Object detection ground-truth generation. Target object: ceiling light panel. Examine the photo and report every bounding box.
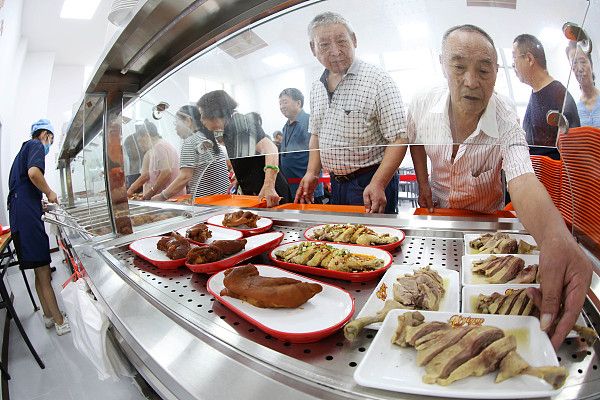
[60,0,102,20]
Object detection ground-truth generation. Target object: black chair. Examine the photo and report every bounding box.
[0,246,45,370]
[0,239,39,312]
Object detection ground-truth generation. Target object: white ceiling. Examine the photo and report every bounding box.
[21,0,114,66]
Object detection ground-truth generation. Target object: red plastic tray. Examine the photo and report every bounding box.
[303,224,405,252]
[207,264,354,343]
[129,236,194,270]
[185,232,284,274]
[175,224,243,245]
[268,241,393,282]
[205,213,273,236]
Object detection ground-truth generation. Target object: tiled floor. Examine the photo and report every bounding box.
[5,251,150,400]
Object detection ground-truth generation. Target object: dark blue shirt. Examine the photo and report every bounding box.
[523,80,580,160]
[280,110,324,198]
[8,140,46,204]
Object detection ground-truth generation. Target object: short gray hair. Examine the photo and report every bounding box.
[307,11,354,41]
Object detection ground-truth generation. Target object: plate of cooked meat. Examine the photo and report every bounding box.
[464,232,538,255]
[185,232,284,274]
[461,285,588,339]
[207,264,354,343]
[354,310,566,399]
[269,241,393,282]
[304,223,405,251]
[206,210,273,236]
[176,222,243,245]
[346,265,459,336]
[129,232,197,269]
[462,254,540,285]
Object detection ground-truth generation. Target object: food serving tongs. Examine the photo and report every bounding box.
[41,215,90,235]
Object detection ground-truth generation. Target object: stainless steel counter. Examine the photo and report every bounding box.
[55,206,600,400]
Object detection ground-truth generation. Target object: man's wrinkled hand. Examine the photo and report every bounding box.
[417,181,434,212]
[259,186,281,208]
[363,182,387,213]
[294,174,318,204]
[527,235,593,350]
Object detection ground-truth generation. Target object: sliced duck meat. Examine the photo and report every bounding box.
[392,266,445,311]
[514,264,539,284]
[415,326,474,366]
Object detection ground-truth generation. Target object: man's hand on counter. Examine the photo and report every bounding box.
[258,186,281,208]
[294,174,318,204]
[417,181,435,213]
[528,235,593,350]
[363,182,386,213]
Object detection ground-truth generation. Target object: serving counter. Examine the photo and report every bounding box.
[52,204,600,400]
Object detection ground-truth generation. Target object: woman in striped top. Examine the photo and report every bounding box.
[152,105,229,201]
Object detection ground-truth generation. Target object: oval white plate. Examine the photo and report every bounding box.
[176,223,243,244]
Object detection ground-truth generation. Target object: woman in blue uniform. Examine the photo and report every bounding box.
[7,119,70,335]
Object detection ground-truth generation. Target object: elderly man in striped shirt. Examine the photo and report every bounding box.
[295,11,409,214]
[409,24,592,350]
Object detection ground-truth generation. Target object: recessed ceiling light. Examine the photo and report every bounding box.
[262,53,294,68]
[60,0,101,20]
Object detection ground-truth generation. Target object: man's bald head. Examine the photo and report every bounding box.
[442,24,497,63]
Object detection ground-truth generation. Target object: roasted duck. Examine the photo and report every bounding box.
[391,311,567,388]
[274,242,385,272]
[219,264,322,308]
[469,232,537,255]
[186,239,247,264]
[310,224,399,246]
[222,210,261,228]
[156,232,191,260]
[471,255,537,284]
[513,264,539,284]
[185,223,212,243]
[344,266,445,340]
[476,288,537,316]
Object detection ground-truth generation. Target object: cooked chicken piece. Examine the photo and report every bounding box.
[391,311,427,347]
[470,232,537,254]
[514,264,539,284]
[471,255,526,284]
[436,336,516,386]
[476,289,537,317]
[219,265,322,308]
[210,239,247,256]
[157,232,191,260]
[416,326,474,366]
[185,223,212,243]
[186,246,223,264]
[275,243,384,272]
[344,299,405,341]
[518,240,538,254]
[496,351,567,389]
[157,235,172,251]
[393,266,445,311]
[222,210,261,228]
[422,326,505,383]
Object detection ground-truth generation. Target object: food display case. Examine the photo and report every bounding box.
[53,0,600,399]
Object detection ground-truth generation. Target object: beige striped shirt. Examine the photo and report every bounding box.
[408,87,534,213]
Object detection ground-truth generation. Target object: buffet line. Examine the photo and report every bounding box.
[53,203,600,400]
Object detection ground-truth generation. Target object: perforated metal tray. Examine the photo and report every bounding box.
[101,219,600,399]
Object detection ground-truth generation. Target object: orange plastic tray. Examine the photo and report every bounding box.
[194,194,267,208]
[167,194,192,202]
[414,207,516,218]
[274,204,366,213]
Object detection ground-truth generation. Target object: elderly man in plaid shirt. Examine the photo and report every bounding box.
[295,11,409,214]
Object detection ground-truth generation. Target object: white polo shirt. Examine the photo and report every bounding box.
[408,86,534,213]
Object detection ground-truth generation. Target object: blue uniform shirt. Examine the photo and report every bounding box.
[280,110,324,198]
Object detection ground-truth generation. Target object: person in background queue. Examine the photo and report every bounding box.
[409,24,592,349]
[512,34,580,159]
[7,119,70,335]
[295,11,408,214]
[197,90,292,207]
[279,88,325,201]
[273,131,283,151]
[127,119,180,200]
[152,105,229,201]
[566,43,600,128]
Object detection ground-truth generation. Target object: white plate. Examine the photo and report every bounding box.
[176,224,243,244]
[206,264,354,342]
[129,236,187,262]
[355,265,459,329]
[464,233,538,255]
[354,310,560,399]
[462,285,583,339]
[461,254,540,285]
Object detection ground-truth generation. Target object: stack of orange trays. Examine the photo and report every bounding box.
[557,127,600,245]
[530,155,563,212]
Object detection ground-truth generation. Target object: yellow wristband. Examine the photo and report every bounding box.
[264,165,280,173]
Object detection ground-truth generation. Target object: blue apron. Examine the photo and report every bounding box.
[7,140,51,266]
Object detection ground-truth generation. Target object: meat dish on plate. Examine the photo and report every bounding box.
[469,233,537,254]
[156,232,191,260]
[219,264,323,308]
[472,255,539,284]
[476,288,536,316]
[222,210,261,228]
[186,239,247,264]
[391,311,566,388]
[274,242,385,272]
[185,223,212,243]
[309,223,399,246]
